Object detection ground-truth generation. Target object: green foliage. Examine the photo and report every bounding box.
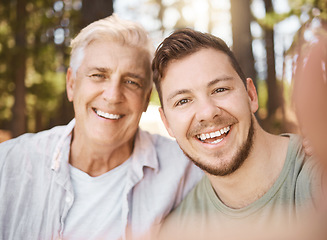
[257,80,268,110]
[288,0,327,19]
[256,11,293,29]
[150,88,161,106]
[0,0,81,132]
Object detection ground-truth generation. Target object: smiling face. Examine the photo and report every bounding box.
[159,48,258,176]
[66,40,152,150]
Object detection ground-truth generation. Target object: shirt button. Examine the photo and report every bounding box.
[65,196,72,203]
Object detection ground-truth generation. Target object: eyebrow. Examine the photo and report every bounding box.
[167,89,192,102]
[87,68,146,81]
[207,77,233,87]
[167,76,234,102]
[88,67,111,73]
[125,72,145,81]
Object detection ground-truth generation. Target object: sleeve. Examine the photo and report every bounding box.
[296,153,325,211]
[172,159,203,210]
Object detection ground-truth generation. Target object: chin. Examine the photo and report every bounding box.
[183,117,255,177]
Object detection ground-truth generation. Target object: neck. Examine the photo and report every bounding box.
[69,130,134,177]
[208,127,289,209]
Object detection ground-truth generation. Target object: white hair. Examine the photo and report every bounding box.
[69,14,154,82]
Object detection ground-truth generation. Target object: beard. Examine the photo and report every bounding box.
[181,116,255,177]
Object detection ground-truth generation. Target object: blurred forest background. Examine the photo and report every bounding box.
[0,0,326,141]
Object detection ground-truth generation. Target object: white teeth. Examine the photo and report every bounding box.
[197,126,231,141]
[95,109,121,120]
[212,138,224,144]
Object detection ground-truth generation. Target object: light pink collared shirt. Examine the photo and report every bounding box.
[0,119,203,240]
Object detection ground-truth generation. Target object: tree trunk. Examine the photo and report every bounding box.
[80,0,113,28]
[263,0,283,118]
[11,0,27,137]
[49,92,74,129]
[230,0,256,84]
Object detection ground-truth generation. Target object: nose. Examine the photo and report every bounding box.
[195,97,222,122]
[102,81,124,104]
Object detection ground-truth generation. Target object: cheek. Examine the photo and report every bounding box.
[75,80,97,98]
[216,96,250,118]
[71,84,84,105]
[130,92,149,113]
[165,110,188,136]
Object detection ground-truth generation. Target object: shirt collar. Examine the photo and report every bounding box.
[51,119,75,172]
[131,129,159,175]
[51,119,159,175]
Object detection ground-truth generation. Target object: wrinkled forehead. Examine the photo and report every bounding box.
[85,40,153,87]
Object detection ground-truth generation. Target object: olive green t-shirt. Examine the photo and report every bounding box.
[159,134,321,239]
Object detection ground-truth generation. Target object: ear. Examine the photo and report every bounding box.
[159,107,175,138]
[246,78,259,113]
[66,67,75,102]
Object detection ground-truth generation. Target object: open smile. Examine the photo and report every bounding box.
[93,108,123,120]
[196,126,231,144]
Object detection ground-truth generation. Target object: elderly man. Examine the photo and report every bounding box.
[0,16,202,240]
[152,29,321,239]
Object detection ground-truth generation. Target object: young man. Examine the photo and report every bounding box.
[152,28,321,239]
[0,16,202,240]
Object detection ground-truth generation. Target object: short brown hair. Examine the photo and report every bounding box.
[152,28,246,106]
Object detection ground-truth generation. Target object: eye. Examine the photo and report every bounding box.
[213,87,227,94]
[89,73,106,81]
[175,98,191,107]
[125,79,142,90]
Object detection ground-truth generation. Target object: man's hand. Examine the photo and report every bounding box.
[302,137,314,157]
